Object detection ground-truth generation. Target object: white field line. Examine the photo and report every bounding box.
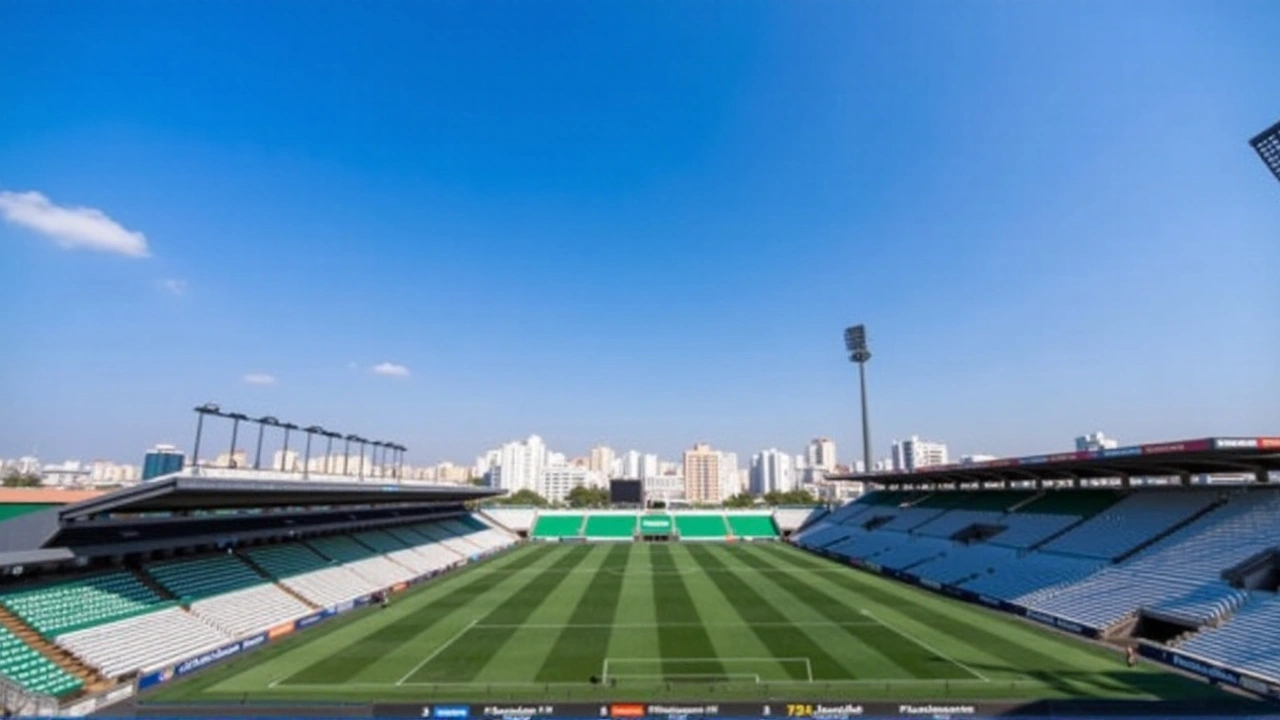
[269,678,1043,690]
[861,610,989,682]
[395,618,479,686]
[475,621,880,629]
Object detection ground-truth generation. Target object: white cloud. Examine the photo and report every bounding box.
[160,278,187,295]
[371,362,410,378]
[242,373,277,385]
[0,190,149,257]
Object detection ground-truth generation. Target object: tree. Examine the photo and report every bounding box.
[724,493,755,509]
[489,489,549,507]
[2,473,42,488]
[762,489,816,506]
[566,485,610,508]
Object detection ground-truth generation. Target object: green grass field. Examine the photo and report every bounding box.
[146,542,1230,705]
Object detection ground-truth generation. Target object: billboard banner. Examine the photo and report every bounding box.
[1023,611,1097,638]
[1214,438,1259,450]
[639,515,673,534]
[1101,446,1143,459]
[1142,439,1211,455]
[1257,437,1280,450]
[1139,645,1280,700]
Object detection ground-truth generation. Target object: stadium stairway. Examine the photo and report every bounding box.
[0,604,107,694]
[128,566,178,603]
[234,551,321,610]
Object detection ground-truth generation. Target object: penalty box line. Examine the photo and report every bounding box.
[603,657,813,683]
[860,610,989,682]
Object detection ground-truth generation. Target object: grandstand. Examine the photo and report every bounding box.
[0,472,515,715]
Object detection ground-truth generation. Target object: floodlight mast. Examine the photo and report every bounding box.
[844,325,873,475]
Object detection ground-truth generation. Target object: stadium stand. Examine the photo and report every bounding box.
[582,514,636,539]
[770,506,826,534]
[147,555,264,601]
[1179,594,1280,682]
[530,514,585,539]
[245,543,378,607]
[1039,490,1222,560]
[726,514,779,539]
[674,514,728,540]
[0,571,164,636]
[0,626,82,696]
[56,607,228,679]
[479,507,536,534]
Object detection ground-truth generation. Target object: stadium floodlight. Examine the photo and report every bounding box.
[1250,119,1280,187]
[279,422,300,472]
[369,441,383,478]
[253,416,279,470]
[356,437,369,479]
[343,433,360,475]
[324,430,342,474]
[844,324,873,474]
[191,402,222,470]
[303,426,325,479]
[225,412,250,469]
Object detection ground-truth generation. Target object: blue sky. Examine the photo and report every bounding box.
[2,0,1278,467]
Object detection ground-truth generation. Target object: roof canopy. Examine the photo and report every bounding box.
[827,437,1280,486]
[57,474,501,521]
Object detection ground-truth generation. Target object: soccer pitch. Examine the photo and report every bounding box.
[147,542,1228,704]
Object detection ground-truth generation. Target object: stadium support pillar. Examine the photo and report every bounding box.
[1258,470,1271,485]
[1121,475,1132,489]
[1179,473,1192,487]
[1071,477,1081,489]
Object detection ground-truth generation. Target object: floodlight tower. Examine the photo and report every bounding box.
[844,324,873,474]
[1249,119,1280,187]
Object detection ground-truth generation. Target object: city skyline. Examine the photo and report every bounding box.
[3,2,1278,464]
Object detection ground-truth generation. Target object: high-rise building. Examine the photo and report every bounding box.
[538,465,599,504]
[620,450,642,479]
[640,453,660,480]
[142,444,185,480]
[589,446,616,476]
[890,436,949,472]
[491,435,548,493]
[806,438,838,470]
[1250,119,1280,186]
[750,449,795,495]
[717,452,739,501]
[1075,432,1119,452]
[682,443,721,504]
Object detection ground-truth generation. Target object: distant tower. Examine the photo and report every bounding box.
[142,444,185,480]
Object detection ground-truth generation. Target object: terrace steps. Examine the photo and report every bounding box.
[128,565,178,603]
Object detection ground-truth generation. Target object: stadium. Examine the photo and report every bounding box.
[0,436,1275,719]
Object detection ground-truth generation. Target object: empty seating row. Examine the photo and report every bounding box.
[190,584,313,637]
[480,507,537,533]
[56,607,229,679]
[583,515,636,539]
[959,553,1104,605]
[1041,490,1220,560]
[149,555,264,600]
[674,515,728,539]
[1180,595,1280,683]
[0,571,161,635]
[531,514,584,538]
[0,626,82,696]
[727,515,779,538]
[986,512,1079,549]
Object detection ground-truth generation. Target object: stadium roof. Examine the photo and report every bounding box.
[56,473,501,521]
[827,436,1280,486]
